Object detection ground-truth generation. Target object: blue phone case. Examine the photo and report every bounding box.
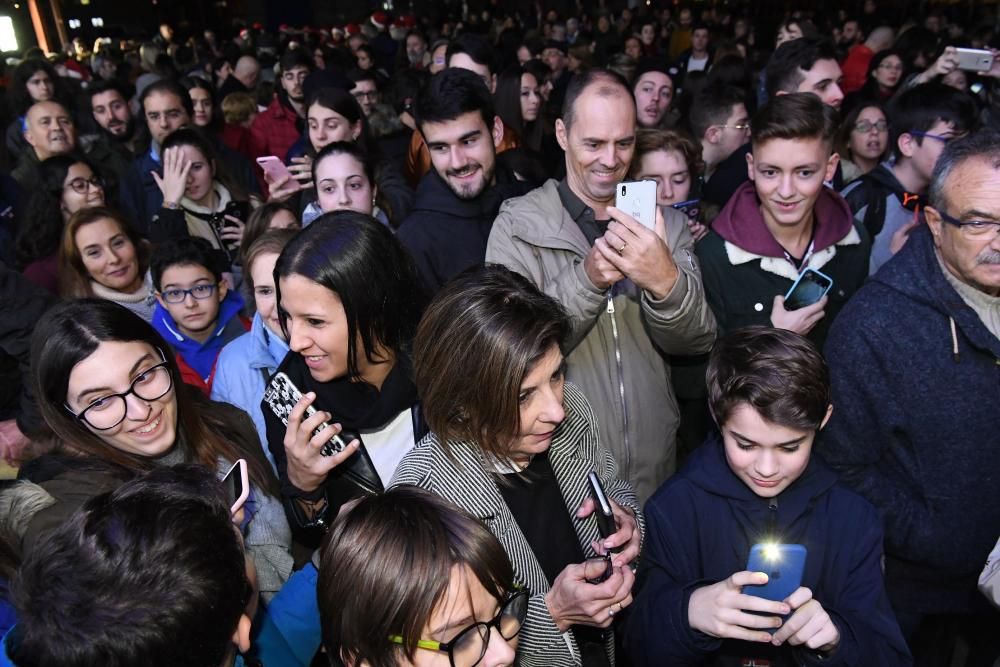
[783,268,833,311]
[743,543,807,602]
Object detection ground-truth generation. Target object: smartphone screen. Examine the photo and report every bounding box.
[222,459,248,515]
[784,269,833,310]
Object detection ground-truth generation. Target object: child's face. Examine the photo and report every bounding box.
[721,403,830,498]
[748,136,838,232]
[156,263,226,341]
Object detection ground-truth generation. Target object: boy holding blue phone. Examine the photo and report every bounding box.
[625,327,910,666]
[695,93,870,348]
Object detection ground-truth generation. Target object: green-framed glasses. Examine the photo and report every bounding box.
[389,589,529,667]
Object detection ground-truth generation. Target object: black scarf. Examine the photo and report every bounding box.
[277,350,418,433]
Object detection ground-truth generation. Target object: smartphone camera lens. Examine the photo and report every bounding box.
[621,185,627,196]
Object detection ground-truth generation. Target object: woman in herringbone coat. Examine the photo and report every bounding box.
[391,265,645,667]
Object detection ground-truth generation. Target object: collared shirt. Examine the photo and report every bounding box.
[557,179,609,246]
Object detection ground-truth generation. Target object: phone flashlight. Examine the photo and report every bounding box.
[761,542,782,562]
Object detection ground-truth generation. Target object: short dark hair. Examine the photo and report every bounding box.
[886,82,978,160]
[561,68,632,131]
[319,486,514,667]
[751,92,837,150]
[415,68,495,134]
[765,37,839,97]
[446,33,495,75]
[414,264,569,460]
[346,67,378,89]
[151,236,222,291]
[279,47,313,74]
[707,326,831,431]
[274,211,426,381]
[689,83,746,140]
[86,78,131,110]
[10,465,251,667]
[927,128,1000,212]
[139,77,194,118]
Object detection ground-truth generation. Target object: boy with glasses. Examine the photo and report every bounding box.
[151,238,248,394]
[841,82,978,274]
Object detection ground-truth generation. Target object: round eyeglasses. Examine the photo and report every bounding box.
[65,361,173,431]
[64,175,104,195]
[389,589,529,667]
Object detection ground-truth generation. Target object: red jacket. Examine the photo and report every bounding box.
[175,315,251,395]
[841,44,875,94]
[249,96,302,165]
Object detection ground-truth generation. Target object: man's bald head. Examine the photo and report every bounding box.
[561,68,635,132]
[24,100,76,160]
[234,55,260,89]
[865,26,895,52]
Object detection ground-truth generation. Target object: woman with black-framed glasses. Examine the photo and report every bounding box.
[318,486,523,667]
[4,298,294,602]
[15,154,111,295]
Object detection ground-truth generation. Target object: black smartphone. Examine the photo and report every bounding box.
[671,198,702,221]
[226,200,250,223]
[783,268,833,311]
[588,472,618,549]
[221,459,249,516]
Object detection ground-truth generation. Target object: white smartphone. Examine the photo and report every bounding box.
[256,155,293,183]
[221,459,250,516]
[615,180,657,230]
[955,47,994,72]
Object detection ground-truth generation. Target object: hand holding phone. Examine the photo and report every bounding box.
[742,543,807,635]
[588,472,619,551]
[256,156,293,183]
[221,458,249,517]
[264,372,360,493]
[687,570,789,642]
[955,47,995,72]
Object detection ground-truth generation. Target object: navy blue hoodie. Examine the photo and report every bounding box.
[819,225,1000,616]
[625,435,910,666]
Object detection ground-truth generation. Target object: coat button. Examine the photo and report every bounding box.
[754,302,764,312]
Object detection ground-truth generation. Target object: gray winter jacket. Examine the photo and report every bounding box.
[486,179,716,502]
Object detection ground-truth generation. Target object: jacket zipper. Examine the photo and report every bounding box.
[607,295,630,475]
[768,498,778,537]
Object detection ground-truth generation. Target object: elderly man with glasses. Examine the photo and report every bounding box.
[819,129,1000,666]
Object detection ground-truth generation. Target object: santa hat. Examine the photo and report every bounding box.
[370,11,388,30]
[345,23,362,36]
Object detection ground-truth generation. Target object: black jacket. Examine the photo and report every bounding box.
[396,163,533,293]
[0,265,56,434]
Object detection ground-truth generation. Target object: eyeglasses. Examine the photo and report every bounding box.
[352,90,378,100]
[877,62,904,71]
[854,119,888,133]
[65,175,104,194]
[389,590,528,667]
[932,208,1000,239]
[65,360,173,431]
[159,283,217,304]
[717,122,750,131]
[909,130,967,144]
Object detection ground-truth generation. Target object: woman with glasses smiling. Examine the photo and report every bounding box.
[15,155,108,294]
[319,486,525,667]
[14,298,294,601]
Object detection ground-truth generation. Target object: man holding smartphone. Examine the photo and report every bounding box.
[487,69,716,503]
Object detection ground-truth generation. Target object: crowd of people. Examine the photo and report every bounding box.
[0,2,998,666]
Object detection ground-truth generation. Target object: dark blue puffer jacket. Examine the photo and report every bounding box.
[625,435,911,666]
